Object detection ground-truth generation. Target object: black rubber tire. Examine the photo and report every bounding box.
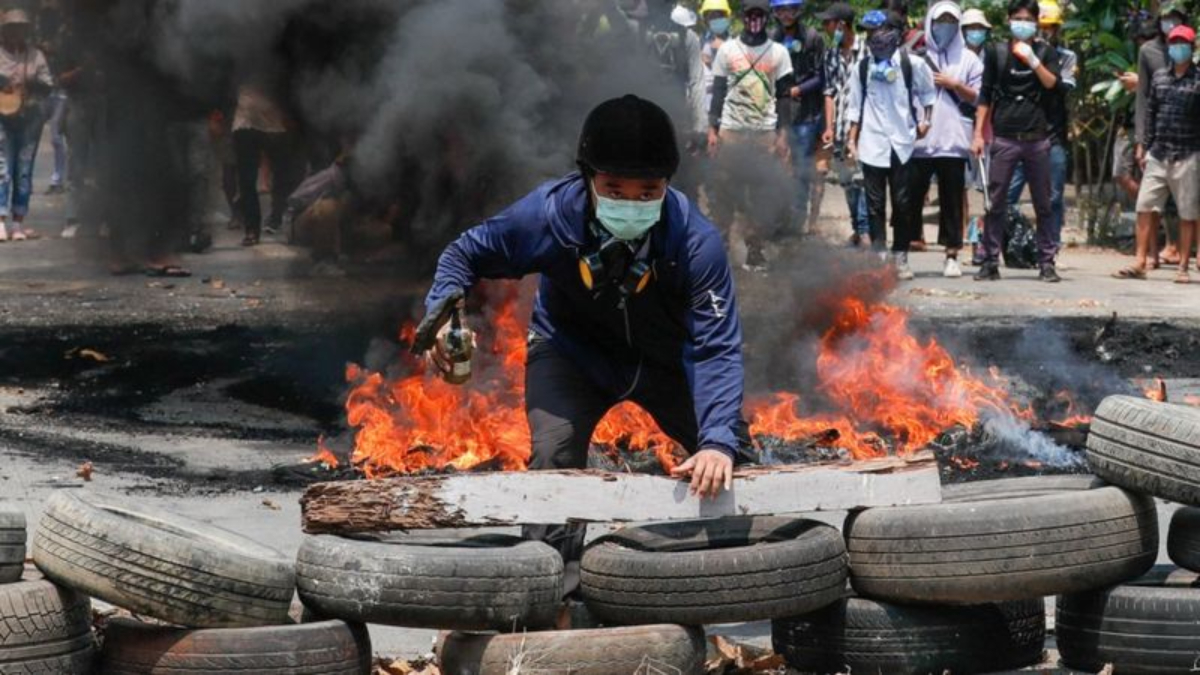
[1169,507,1200,572]
[32,491,294,628]
[0,572,95,674]
[0,508,24,584]
[580,516,848,626]
[941,474,1104,503]
[847,482,1157,604]
[439,624,706,675]
[1088,395,1200,505]
[772,596,1046,674]
[96,618,371,675]
[1058,565,1200,674]
[296,532,563,631]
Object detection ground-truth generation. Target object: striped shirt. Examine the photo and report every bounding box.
[1146,64,1200,162]
[823,35,865,149]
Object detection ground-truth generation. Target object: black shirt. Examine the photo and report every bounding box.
[1146,64,1200,161]
[770,24,826,124]
[978,41,1062,139]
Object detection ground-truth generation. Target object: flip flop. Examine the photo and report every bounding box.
[1112,267,1147,280]
[1176,271,1191,285]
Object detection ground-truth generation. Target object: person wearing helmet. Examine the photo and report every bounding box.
[1004,0,1076,252]
[769,0,827,234]
[846,8,936,275]
[700,0,733,115]
[707,0,796,269]
[416,96,746,517]
[971,0,1065,282]
[618,0,708,139]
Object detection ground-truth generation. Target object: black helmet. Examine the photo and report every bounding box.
[576,95,680,179]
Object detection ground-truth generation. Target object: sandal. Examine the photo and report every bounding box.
[1112,266,1147,280]
[144,265,192,278]
[1176,271,1192,285]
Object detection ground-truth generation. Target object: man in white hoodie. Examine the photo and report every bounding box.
[905,0,982,278]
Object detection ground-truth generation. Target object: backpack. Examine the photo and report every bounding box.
[642,13,689,81]
[1002,207,1038,269]
[989,41,1054,104]
[859,48,917,126]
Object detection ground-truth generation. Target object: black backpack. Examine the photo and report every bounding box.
[641,13,689,81]
[859,49,917,126]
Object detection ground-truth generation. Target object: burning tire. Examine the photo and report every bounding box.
[1057,565,1200,674]
[771,596,1046,674]
[438,624,706,675]
[1167,507,1200,572]
[846,479,1157,604]
[579,516,847,626]
[32,491,295,628]
[96,618,371,675]
[1088,395,1200,505]
[0,508,24,584]
[0,571,95,673]
[295,532,562,631]
[941,474,1103,502]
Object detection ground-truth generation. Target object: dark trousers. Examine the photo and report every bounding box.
[862,151,914,252]
[521,339,700,567]
[983,136,1056,265]
[908,156,966,252]
[233,128,304,237]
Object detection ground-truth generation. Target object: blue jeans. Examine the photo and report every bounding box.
[1008,142,1067,245]
[831,151,869,236]
[44,91,67,186]
[789,119,822,230]
[0,112,45,219]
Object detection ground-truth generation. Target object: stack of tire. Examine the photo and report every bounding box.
[28,491,372,674]
[293,517,850,675]
[1,505,97,673]
[1054,394,1200,673]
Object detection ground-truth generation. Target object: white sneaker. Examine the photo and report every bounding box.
[10,229,25,241]
[894,252,915,280]
[0,222,7,242]
[943,257,963,278]
[60,223,79,239]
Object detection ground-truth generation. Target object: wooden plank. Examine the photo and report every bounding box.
[300,451,942,533]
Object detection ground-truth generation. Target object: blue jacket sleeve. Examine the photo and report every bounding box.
[682,220,745,461]
[424,189,556,315]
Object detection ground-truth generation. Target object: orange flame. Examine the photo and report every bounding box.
[321,280,1082,475]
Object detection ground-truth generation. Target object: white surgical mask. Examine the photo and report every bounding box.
[593,187,664,241]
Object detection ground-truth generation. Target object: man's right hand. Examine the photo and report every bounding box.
[821,127,834,147]
[411,289,465,355]
[1136,144,1147,171]
[1117,71,1138,93]
[971,136,986,158]
[707,128,721,157]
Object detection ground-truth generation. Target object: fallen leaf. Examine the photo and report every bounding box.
[211,279,225,290]
[76,462,94,482]
[373,658,440,675]
[261,498,281,511]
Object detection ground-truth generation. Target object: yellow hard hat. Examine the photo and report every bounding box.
[1038,1,1064,25]
[700,0,732,16]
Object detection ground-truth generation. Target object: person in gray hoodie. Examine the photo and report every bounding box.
[905,0,982,278]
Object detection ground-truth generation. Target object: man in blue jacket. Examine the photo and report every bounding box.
[414,95,746,504]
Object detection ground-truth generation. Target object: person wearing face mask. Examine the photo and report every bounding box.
[971,0,1064,282]
[905,1,982,279]
[1118,25,1200,284]
[846,10,936,276]
[417,97,747,532]
[708,0,795,269]
[959,8,991,265]
[1127,3,1189,272]
[700,0,733,116]
[1004,0,1075,251]
[820,2,870,246]
[769,0,826,234]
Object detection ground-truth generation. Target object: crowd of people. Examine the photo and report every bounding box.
[0,0,1195,286]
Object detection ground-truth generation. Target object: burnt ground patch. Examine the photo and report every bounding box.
[1,314,1198,493]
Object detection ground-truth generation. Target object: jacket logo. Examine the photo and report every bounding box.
[708,290,727,319]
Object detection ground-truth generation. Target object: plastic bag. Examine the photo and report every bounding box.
[1002,208,1038,269]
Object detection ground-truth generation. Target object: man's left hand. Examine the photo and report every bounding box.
[670,449,733,499]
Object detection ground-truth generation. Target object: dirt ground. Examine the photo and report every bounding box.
[3,137,1200,665]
